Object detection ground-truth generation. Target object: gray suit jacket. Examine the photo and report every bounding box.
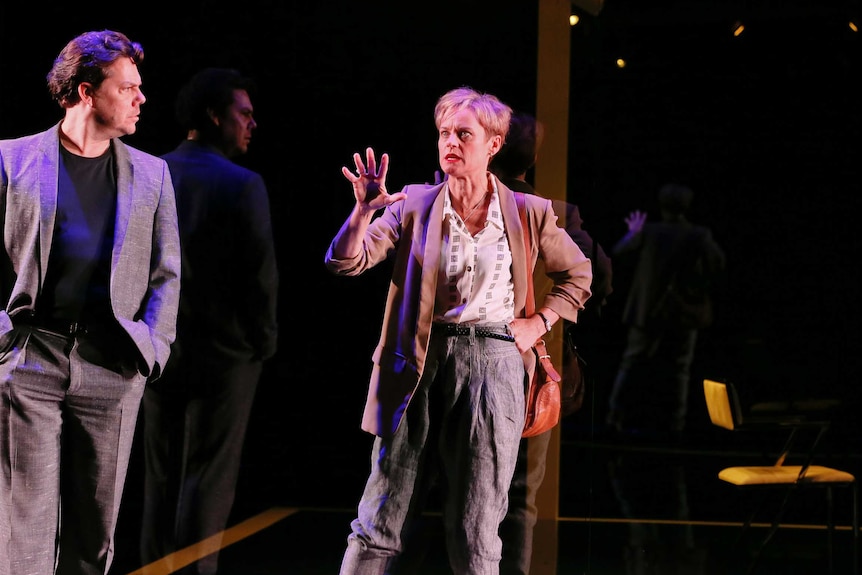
[0,123,181,378]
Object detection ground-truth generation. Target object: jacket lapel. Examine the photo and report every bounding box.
[112,140,132,273]
[497,181,528,317]
[37,128,60,287]
[414,185,446,372]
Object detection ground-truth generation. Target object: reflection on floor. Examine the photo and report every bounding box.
[110,418,860,575]
[108,322,861,574]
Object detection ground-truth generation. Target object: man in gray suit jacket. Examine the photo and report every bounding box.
[0,30,180,575]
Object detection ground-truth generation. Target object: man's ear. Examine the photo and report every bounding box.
[78,83,94,106]
[207,108,220,127]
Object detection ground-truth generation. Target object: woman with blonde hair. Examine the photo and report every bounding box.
[326,86,591,574]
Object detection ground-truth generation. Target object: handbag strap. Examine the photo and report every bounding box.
[515,192,535,317]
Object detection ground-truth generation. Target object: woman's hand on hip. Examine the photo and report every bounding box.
[508,316,548,354]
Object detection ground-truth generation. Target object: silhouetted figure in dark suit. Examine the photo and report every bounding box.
[139,68,279,575]
[491,112,612,575]
[606,183,724,436]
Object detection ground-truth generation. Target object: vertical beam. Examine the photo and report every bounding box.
[536,0,572,207]
[530,0,570,573]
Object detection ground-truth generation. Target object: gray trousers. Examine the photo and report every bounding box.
[340,325,526,575]
[0,326,145,575]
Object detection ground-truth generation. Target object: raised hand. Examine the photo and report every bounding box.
[624,210,647,234]
[341,147,406,214]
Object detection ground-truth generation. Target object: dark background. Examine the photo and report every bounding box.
[1,0,860,513]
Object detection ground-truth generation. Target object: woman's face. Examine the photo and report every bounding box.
[437,108,501,178]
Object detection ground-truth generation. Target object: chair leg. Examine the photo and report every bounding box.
[827,485,834,575]
[747,485,796,575]
[735,493,765,547]
[853,481,858,575]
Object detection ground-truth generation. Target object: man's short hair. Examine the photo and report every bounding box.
[658,183,694,215]
[490,111,540,180]
[174,67,256,132]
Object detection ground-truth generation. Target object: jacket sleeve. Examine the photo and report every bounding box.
[324,187,410,276]
[140,160,181,380]
[530,195,593,323]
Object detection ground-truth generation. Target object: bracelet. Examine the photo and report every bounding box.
[537,311,552,333]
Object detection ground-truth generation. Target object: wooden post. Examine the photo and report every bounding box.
[530,0,571,573]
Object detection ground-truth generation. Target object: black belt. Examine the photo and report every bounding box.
[438,323,515,342]
[13,312,90,336]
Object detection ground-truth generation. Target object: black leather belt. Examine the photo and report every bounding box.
[13,312,90,336]
[438,323,515,342]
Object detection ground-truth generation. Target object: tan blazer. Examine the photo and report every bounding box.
[325,177,592,437]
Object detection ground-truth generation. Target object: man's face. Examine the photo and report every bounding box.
[89,57,146,137]
[217,89,256,158]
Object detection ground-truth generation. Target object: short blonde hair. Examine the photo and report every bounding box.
[434,87,512,141]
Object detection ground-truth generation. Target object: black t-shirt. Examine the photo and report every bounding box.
[39,146,117,324]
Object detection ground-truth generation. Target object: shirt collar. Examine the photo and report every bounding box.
[441,174,504,230]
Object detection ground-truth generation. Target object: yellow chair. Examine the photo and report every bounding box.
[703,378,858,574]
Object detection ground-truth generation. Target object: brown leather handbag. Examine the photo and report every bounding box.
[522,339,563,438]
[517,193,562,438]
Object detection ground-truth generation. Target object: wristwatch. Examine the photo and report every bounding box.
[537,311,552,333]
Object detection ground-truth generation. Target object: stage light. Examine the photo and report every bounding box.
[570,14,580,26]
